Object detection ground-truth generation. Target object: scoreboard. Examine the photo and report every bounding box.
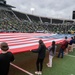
[72,11,75,19]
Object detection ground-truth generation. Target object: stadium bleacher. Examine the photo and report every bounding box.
[0,0,74,34]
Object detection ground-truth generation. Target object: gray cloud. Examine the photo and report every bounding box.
[6,0,75,19]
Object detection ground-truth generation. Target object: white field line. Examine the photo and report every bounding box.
[66,54,75,58]
[10,63,34,75]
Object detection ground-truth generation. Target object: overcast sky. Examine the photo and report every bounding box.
[6,0,75,20]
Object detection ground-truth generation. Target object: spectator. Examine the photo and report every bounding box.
[47,41,57,67]
[57,36,68,58]
[30,40,47,75]
[68,37,74,52]
[0,42,14,75]
[71,36,75,51]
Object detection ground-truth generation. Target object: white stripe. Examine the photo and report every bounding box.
[67,55,75,57]
[0,33,53,35]
[0,39,48,45]
[11,63,34,75]
[7,38,63,49]
[0,37,38,41]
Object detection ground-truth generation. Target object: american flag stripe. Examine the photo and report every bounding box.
[0,33,67,54]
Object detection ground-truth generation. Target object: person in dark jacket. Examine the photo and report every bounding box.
[30,40,47,75]
[68,37,74,52]
[69,37,74,45]
[0,42,14,75]
[71,36,75,51]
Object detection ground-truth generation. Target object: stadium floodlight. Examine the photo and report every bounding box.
[30,8,35,14]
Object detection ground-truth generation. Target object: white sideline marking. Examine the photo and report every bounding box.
[71,74,74,75]
[10,63,34,75]
[67,54,75,58]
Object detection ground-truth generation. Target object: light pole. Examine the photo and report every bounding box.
[30,8,35,15]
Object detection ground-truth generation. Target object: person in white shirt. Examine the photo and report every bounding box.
[47,41,57,67]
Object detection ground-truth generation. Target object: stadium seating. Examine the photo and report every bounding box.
[0,7,74,33]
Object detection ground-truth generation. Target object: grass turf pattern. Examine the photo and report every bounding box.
[9,49,75,75]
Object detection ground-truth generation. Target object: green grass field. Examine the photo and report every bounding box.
[9,49,75,75]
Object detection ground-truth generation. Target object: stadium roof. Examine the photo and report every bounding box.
[0,3,15,8]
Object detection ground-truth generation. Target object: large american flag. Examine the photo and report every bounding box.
[0,33,70,54]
